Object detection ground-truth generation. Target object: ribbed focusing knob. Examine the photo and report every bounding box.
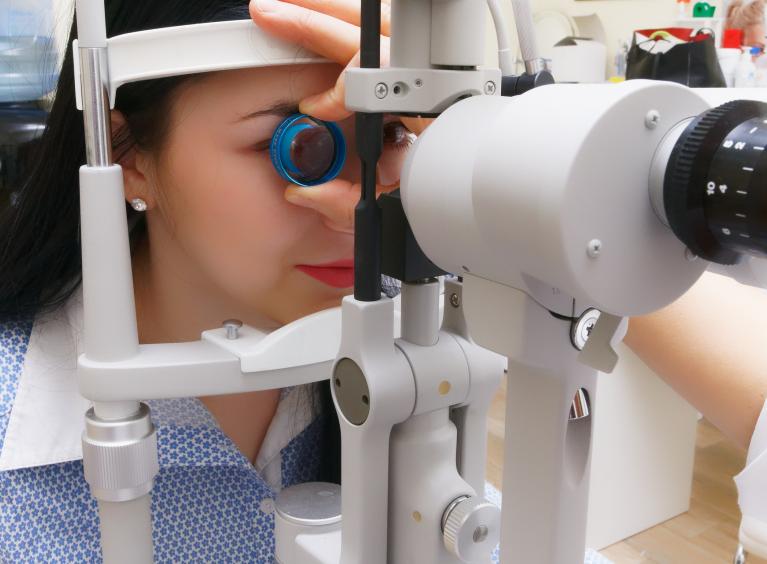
[664,100,767,264]
[442,495,501,563]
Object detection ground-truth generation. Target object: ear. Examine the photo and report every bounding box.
[111,110,157,210]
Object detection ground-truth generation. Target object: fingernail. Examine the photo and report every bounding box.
[298,98,318,117]
[285,188,314,207]
[252,0,280,13]
[377,163,398,188]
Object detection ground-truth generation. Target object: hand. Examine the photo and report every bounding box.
[250,0,431,233]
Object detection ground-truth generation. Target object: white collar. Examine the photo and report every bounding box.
[0,290,91,471]
[735,398,767,523]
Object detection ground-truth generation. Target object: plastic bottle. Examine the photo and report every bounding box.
[0,0,59,102]
[614,40,628,78]
[734,47,758,87]
[754,48,767,87]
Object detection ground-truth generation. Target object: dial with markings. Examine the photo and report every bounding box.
[705,117,767,255]
[664,101,767,264]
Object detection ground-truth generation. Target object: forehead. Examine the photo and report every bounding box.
[172,63,342,118]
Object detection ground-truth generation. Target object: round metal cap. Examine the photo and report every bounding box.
[84,403,153,443]
[571,308,601,351]
[275,482,341,527]
[442,496,501,563]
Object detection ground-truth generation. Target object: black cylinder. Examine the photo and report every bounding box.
[664,100,767,264]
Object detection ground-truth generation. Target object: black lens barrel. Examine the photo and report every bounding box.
[664,100,767,264]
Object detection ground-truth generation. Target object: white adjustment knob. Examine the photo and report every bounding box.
[442,495,501,563]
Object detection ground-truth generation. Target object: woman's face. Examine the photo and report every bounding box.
[140,63,410,325]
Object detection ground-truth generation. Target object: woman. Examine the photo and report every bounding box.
[0,0,415,560]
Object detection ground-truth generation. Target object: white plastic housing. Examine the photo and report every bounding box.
[79,165,139,362]
[73,20,328,110]
[430,0,486,68]
[388,411,477,564]
[75,0,107,48]
[401,80,711,317]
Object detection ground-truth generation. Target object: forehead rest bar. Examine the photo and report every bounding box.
[73,19,330,110]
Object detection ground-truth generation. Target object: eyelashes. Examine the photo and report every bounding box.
[382,121,416,153]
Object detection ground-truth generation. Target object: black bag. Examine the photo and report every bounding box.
[626,28,727,87]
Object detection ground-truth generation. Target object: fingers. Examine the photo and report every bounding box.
[299,56,356,121]
[401,116,434,136]
[274,0,392,36]
[251,0,393,121]
[285,179,398,233]
[299,40,391,121]
[251,0,361,64]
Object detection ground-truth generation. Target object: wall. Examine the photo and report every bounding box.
[485,0,687,75]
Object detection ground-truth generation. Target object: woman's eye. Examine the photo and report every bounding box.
[253,139,271,152]
[383,121,416,151]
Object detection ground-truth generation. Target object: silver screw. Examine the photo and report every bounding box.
[375,82,388,99]
[645,110,661,130]
[571,308,601,351]
[415,78,423,87]
[223,319,243,340]
[685,248,698,262]
[484,81,497,95]
[473,525,489,543]
[587,239,602,258]
[450,293,461,308]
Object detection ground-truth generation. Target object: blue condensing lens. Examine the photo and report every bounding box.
[270,114,346,187]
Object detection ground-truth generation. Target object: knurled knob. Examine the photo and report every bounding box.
[442,495,501,563]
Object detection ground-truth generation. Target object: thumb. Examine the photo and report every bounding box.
[285,180,358,233]
[299,57,355,122]
[284,178,398,233]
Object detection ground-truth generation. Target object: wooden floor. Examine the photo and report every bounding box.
[485,379,766,564]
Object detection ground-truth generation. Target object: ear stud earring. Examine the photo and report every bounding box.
[130,198,147,212]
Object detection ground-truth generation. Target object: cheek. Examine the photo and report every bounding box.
[159,140,309,292]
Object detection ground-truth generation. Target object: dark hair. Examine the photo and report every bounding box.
[0,0,340,483]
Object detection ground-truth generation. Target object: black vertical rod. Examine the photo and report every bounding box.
[354,0,384,301]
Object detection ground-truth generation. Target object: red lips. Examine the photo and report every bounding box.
[296,259,355,289]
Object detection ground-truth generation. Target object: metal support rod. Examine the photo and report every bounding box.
[76,7,154,563]
[400,280,440,346]
[75,0,108,48]
[354,0,384,301]
[79,47,112,167]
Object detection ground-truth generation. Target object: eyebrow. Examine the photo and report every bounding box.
[235,101,300,122]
